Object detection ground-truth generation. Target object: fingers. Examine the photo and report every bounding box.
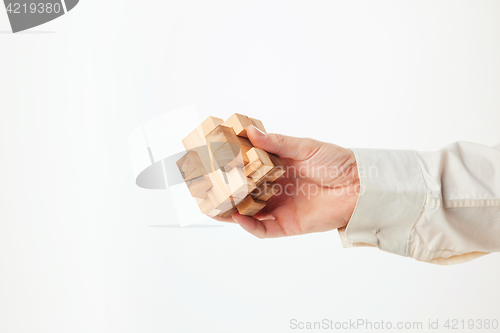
[231,212,286,238]
[246,125,321,161]
[210,215,237,223]
[232,212,267,238]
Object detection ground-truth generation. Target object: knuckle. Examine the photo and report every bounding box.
[304,138,318,150]
[273,133,287,147]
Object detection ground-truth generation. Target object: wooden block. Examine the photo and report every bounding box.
[244,161,260,177]
[206,209,222,217]
[268,152,284,168]
[199,126,234,211]
[247,147,272,166]
[204,147,233,201]
[197,197,211,214]
[182,130,216,187]
[249,117,266,133]
[217,206,237,218]
[265,168,285,182]
[182,128,205,151]
[244,147,274,183]
[200,116,224,137]
[186,175,212,199]
[244,147,273,177]
[196,116,224,145]
[239,146,251,165]
[185,146,213,174]
[196,197,221,217]
[207,179,234,211]
[251,181,279,201]
[236,196,266,216]
[212,142,250,172]
[181,114,279,218]
[206,204,222,217]
[176,150,206,181]
[226,167,256,200]
[222,113,253,137]
[183,118,224,176]
[196,197,221,216]
[251,166,274,186]
[265,153,286,182]
[206,125,253,151]
[182,125,216,174]
[245,147,260,163]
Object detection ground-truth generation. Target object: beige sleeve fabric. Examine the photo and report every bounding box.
[337,142,500,265]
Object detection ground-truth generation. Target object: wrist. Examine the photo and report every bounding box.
[338,149,360,229]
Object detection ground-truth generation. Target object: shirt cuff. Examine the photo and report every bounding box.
[339,149,427,256]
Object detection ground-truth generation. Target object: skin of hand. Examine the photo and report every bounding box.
[213,125,360,239]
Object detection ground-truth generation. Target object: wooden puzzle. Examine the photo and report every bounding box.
[176,114,286,218]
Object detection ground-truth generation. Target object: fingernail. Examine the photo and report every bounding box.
[251,125,266,137]
[231,213,238,223]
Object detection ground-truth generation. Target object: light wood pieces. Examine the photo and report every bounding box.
[263,153,286,183]
[226,166,256,202]
[221,113,267,138]
[245,147,274,180]
[218,206,237,218]
[196,197,221,217]
[212,142,249,172]
[251,181,279,201]
[222,113,252,137]
[206,125,252,150]
[199,116,224,138]
[176,114,286,217]
[185,175,212,199]
[175,150,206,181]
[236,196,266,216]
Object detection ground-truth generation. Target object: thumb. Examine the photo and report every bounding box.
[246,125,321,161]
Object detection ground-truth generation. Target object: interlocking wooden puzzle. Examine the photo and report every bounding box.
[176,114,286,218]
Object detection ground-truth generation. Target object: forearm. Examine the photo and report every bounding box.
[339,142,500,265]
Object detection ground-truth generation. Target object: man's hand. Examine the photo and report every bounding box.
[215,125,360,238]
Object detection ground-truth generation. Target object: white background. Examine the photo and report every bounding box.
[1,1,500,332]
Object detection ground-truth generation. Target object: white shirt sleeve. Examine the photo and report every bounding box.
[337,141,500,265]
